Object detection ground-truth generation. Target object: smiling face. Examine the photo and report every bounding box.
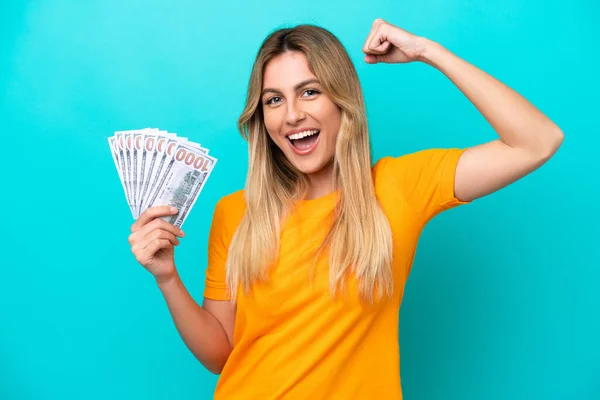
[261,51,342,176]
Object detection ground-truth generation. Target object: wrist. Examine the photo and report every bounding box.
[416,37,445,65]
[156,270,181,291]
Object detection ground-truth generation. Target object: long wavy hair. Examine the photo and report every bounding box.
[227,24,393,304]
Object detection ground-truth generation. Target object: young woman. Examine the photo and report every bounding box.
[128,19,563,399]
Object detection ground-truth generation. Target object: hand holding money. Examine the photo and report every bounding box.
[108,128,217,227]
[129,206,185,284]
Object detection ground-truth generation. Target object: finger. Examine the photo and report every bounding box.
[364,54,379,64]
[129,218,183,247]
[362,18,386,54]
[144,239,173,257]
[362,19,381,53]
[132,230,179,255]
[367,22,391,54]
[142,229,180,249]
[132,205,178,233]
[137,239,173,264]
[136,218,185,241]
[364,53,395,64]
[132,206,178,232]
[368,40,391,55]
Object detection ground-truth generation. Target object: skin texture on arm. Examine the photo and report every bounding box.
[156,274,235,374]
[362,19,564,202]
[202,298,236,348]
[129,206,235,374]
[419,39,564,202]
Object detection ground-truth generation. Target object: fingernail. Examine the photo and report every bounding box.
[180,230,185,236]
[171,207,177,213]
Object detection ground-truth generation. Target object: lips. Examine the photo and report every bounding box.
[287,129,320,140]
[286,130,321,155]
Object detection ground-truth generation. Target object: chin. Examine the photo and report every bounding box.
[289,156,331,176]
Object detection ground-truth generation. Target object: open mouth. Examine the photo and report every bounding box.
[287,129,320,150]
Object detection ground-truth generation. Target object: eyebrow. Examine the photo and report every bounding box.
[261,78,320,97]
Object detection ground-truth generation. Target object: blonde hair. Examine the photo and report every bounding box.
[227,24,393,304]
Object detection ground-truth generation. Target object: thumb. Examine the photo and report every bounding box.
[367,39,391,54]
[364,54,389,64]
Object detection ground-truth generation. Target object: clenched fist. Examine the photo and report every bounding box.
[362,18,427,64]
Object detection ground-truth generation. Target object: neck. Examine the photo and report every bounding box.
[305,162,335,200]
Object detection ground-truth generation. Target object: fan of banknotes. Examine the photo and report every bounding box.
[108,128,217,228]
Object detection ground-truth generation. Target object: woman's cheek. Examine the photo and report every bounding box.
[264,113,281,139]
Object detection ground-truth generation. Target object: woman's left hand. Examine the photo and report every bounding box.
[362,18,427,64]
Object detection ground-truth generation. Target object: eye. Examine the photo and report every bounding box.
[303,89,321,97]
[265,96,282,105]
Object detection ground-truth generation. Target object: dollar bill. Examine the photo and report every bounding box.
[138,133,158,216]
[109,129,217,224]
[131,131,143,217]
[114,131,133,213]
[145,142,217,228]
[142,136,179,213]
[108,137,130,206]
[132,128,159,217]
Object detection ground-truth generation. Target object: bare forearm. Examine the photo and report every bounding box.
[418,38,563,155]
[157,273,232,374]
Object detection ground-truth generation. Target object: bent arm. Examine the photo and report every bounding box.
[419,38,564,202]
[158,272,234,374]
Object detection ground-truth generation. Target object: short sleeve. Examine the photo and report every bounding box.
[204,200,231,301]
[377,148,471,223]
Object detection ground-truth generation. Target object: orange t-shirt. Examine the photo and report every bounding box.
[204,148,469,399]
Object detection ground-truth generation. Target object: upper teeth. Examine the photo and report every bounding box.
[288,129,319,140]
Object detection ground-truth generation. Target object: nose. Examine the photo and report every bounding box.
[285,98,306,125]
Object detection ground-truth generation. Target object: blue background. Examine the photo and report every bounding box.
[1,0,598,399]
